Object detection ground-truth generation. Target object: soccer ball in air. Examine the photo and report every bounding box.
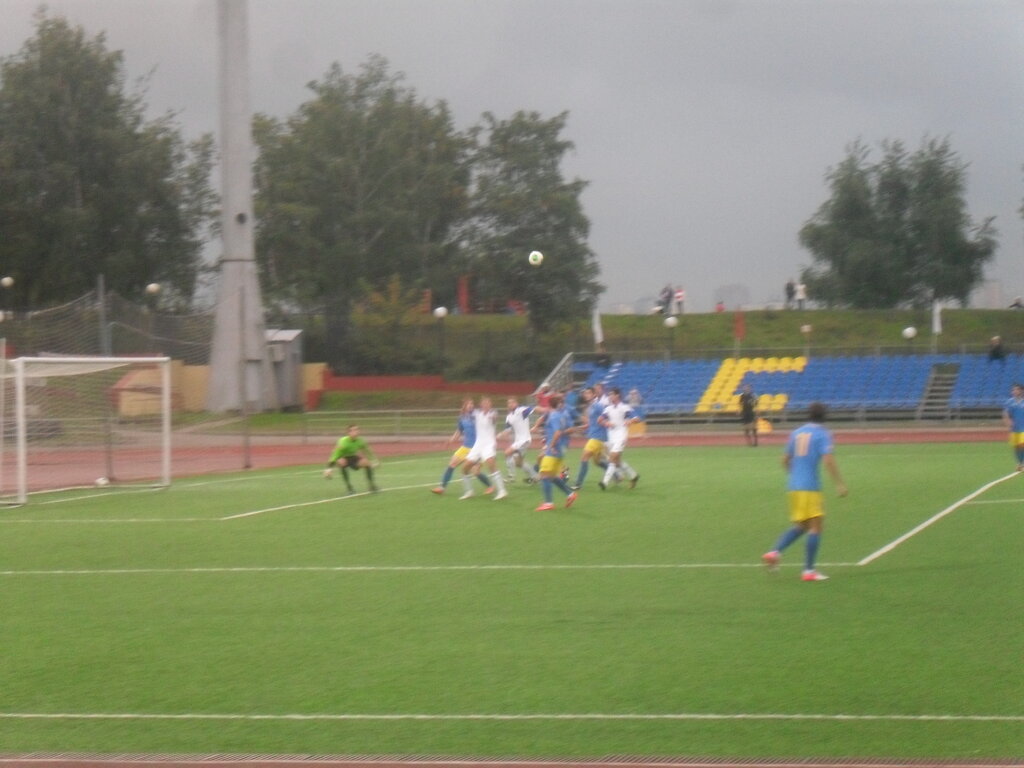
[902,326,917,340]
[528,250,544,266]
[95,477,110,487]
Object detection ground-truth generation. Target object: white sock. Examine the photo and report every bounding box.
[461,474,473,493]
[491,471,506,493]
[619,460,637,480]
[602,463,618,484]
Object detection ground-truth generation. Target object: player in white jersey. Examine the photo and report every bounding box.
[460,396,508,500]
[597,387,641,490]
[501,397,539,483]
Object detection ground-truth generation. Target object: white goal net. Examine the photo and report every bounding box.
[0,355,171,504]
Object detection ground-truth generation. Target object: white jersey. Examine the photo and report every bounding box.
[505,405,535,449]
[600,401,636,451]
[466,408,498,461]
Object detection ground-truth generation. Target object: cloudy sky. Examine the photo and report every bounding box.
[3,0,1023,312]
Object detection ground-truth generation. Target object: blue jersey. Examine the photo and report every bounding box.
[543,407,574,457]
[585,400,609,441]
[785,422,834,492]
[1004,397,1024,432]
[458,414,476,448]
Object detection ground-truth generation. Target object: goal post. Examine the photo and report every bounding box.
[0,356,172,505]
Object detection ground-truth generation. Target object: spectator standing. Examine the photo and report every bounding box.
[785,279,796,309]
[535,382,553,408]
[795,282,808,310]
[988,336,1007,367]
[738,383,759,447]
[658,284,673,314]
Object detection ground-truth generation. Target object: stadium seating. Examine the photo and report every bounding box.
[570,353,1021,418]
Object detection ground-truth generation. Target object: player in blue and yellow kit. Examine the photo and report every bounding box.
[571,387,610,490]
[762,402,847,581]
[430,399,493,495]
[536,393,578,511]
[1002,383,1024,471]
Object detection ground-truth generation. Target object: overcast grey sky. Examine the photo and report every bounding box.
[3,0,1023,312]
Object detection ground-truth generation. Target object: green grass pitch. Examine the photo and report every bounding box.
[0,441,1021,757]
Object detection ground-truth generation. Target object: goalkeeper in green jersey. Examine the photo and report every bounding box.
[324,424,380,493]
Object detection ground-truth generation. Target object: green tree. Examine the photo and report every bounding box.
[253,56,472,371]
[799,138,996,308]
[463,110,602,331]
[0,12,215,308]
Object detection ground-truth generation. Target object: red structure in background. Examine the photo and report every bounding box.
[457,275,471,315]
[306,371,535,410]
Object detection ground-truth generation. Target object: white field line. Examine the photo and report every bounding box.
[221,482,434,519]
[26,457,439,505]
[0,518,212,524]
[965,497,1024,505]
[858,472,1020,566]
[0,711,1018,723]
[0,562,858,576]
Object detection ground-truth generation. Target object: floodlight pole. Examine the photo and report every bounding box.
[207,0,278,413]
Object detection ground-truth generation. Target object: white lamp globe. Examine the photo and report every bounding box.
[433,306,449,319]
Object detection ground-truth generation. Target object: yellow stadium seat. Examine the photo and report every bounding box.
[748,357,765,373]
[757,394,773,409]
[791,356,807,372]
[778,356,794,372]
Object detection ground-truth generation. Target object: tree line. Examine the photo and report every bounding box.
[0,12,1006,369]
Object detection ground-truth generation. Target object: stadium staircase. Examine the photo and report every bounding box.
[916,363,960,420]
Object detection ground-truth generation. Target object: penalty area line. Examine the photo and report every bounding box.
[0,711,1019,723]
[858,472,1020,566]
[221,483,435,519]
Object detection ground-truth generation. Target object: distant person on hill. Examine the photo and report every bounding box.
[674,286,686,314]
[795,281,808,310]
[785,279,796,309]
[762,402,847,582]
[715,300,725,313]
[658,284,673,314]
[324,424,380,494]
[1010,297,1024,310]
[988,336,1006,366]
[1003,383,1024,472]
